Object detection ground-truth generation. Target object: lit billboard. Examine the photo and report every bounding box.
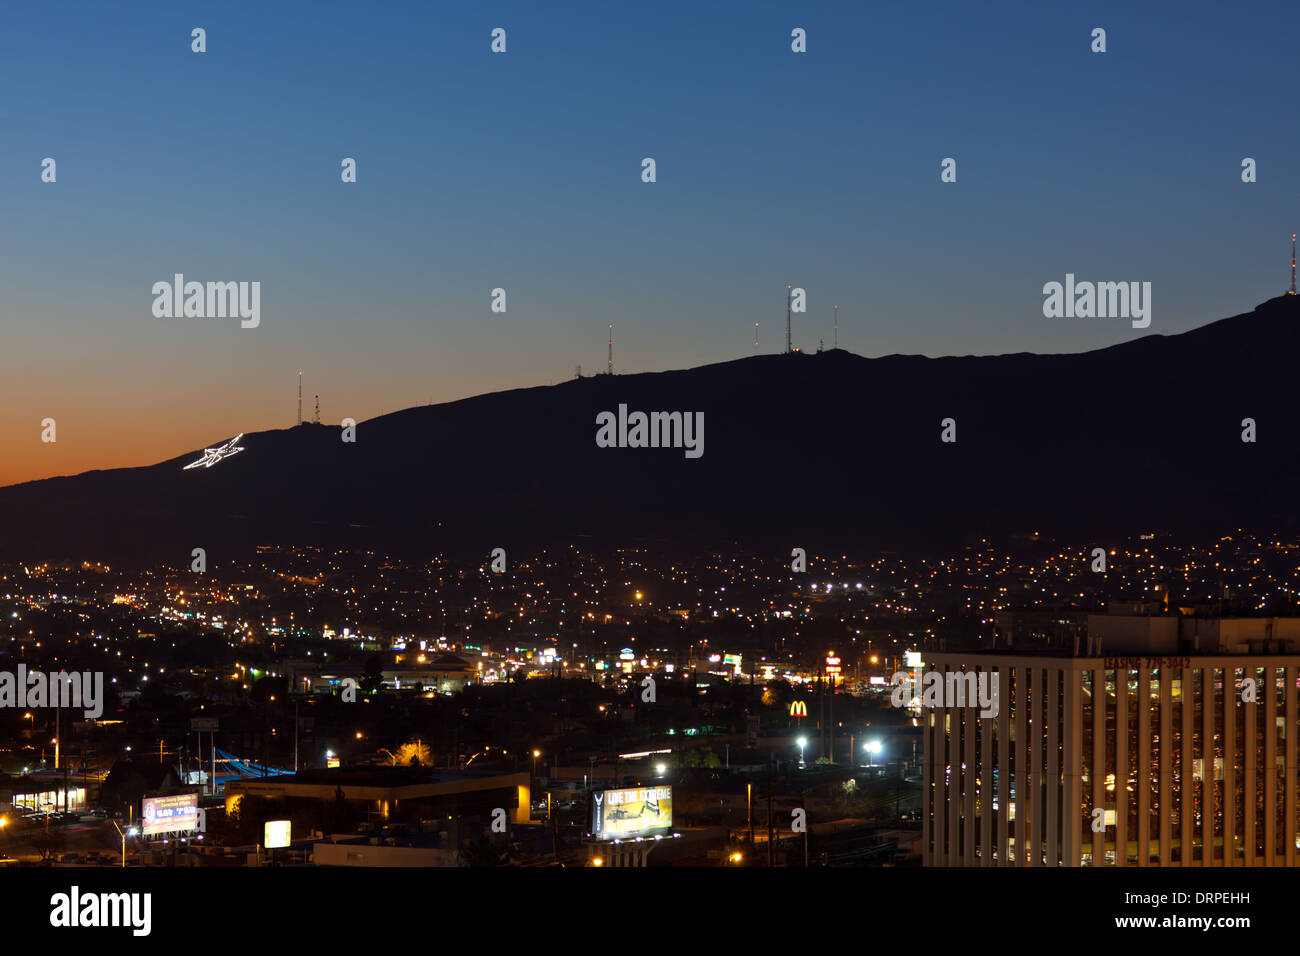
[589,786,672,840]
[141,793,199,836]
[264,820,292,849]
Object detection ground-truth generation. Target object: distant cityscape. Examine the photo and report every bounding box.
[0,531,1297,867]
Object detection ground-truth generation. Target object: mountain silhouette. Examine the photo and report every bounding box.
[2,295,1298,566]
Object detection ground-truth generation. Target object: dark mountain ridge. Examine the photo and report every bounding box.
[3,295,1298,567]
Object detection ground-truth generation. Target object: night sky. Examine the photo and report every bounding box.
[2,0,1296,484]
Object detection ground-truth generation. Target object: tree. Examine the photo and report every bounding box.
[460,834,502,867]
[360,655,384,694]
[394,740,431,767]
[32,819,58,862]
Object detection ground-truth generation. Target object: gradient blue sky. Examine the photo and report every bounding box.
[1,0,1296,483]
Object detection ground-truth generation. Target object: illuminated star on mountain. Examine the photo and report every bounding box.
[182,434,246,470]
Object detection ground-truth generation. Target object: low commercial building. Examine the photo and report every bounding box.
[225,766,530,826]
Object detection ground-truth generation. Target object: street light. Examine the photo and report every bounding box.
[797,737,807,767]
[111,821,138,868]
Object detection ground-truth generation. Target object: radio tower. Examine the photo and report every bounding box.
[833,305,838,349]
[785,284,792,354]
[607,324,614,374]
[1291,233,1297,295]
[314,395,320,424]
[754,321,759,348]
[297,371,303,425]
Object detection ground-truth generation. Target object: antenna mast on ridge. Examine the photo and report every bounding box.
[1291,233,1297,295]
[785,285,792,354]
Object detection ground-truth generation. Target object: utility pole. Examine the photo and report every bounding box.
[766,778,774,867]
[747,781,754,847]
[800,787,808,867]
[818,667,825,762]
[828,672,834,765]
[551,796,559,862]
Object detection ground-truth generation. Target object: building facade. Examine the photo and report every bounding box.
[923,616,1300,866]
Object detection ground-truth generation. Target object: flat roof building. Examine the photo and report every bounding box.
[922,614,1300,866]
[225,767,530,827]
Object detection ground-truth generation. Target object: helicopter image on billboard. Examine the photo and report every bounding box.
[590,786,672,839]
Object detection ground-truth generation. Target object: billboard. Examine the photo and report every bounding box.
[141,793,199,836]
[264,820,291,849]
[589,786,672,840]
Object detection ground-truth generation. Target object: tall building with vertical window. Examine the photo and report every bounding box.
[922,615,1300,866]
